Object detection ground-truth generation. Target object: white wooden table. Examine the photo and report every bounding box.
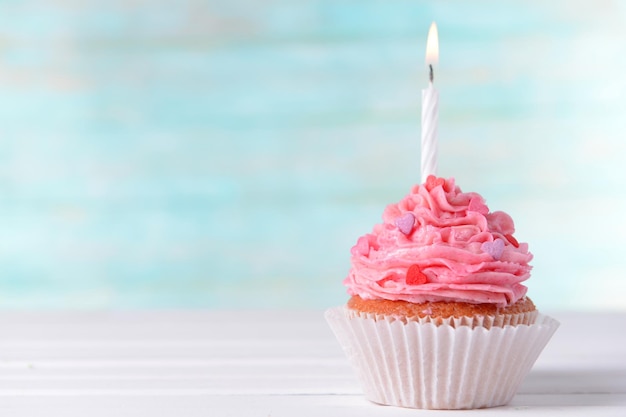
[0,311,623,416]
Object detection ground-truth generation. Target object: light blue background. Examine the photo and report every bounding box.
[0,1,625,310]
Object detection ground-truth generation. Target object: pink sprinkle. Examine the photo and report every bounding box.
[481,239,505,260]
[394,212,415,235]
[406,264,428,285]
[425,176,445,191]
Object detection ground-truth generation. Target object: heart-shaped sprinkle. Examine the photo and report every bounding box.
[425,175,445,191]
[406,264,428,285]
[394,212,415,235]
[352,236,370,256]
[481,239,505,260]
[468,197,489,215]
[505,234,519,248]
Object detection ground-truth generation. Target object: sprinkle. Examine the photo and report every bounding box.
[406,264,428,285]
[481,239,505,260]
[505,234,520,248]
[468,197,489,215]
[425,175,445,191]
[394,212,415,235]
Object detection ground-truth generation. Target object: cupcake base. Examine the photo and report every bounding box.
[347,295,538,329]
[325,306,559,410]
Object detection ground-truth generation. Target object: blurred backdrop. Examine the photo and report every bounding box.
[0,1,625,310]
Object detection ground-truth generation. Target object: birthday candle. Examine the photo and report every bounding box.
[421,22,439,183]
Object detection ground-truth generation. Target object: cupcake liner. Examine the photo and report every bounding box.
[325,306,559,410]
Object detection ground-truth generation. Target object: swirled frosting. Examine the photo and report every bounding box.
[344,176,532,307]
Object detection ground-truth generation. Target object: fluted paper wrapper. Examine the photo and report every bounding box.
[325,306,559,409]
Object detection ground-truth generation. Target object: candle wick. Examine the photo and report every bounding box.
[429,64,434,83]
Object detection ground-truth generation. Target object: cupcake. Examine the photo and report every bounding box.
[325,176,559,409]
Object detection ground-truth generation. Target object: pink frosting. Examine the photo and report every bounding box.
[344,177,532,307]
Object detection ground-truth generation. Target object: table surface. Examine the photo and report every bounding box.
[0,310,624,416]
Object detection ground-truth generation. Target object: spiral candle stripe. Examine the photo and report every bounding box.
[421,84,439,182]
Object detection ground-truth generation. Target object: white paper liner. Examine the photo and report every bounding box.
[325,306,559,409]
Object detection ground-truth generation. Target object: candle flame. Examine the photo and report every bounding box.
[425,22,439,65]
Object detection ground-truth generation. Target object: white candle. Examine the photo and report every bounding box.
[421,22,439,183]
